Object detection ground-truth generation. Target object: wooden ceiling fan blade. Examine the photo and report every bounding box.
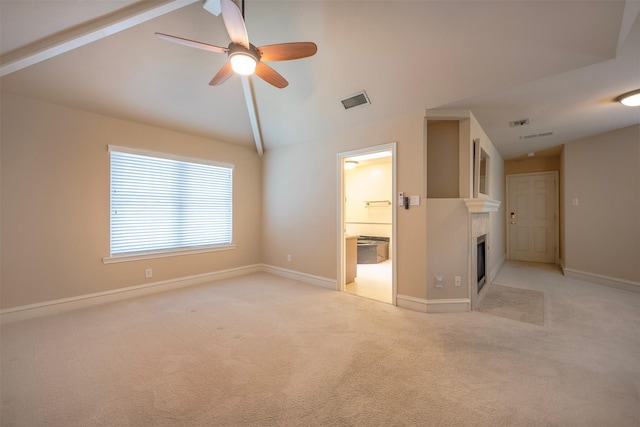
[259,42,318,61]
[209,63,234,86]
[155,33,227,54]
[255,62,288,88]
[220,0,249,49]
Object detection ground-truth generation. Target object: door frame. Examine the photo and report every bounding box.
[506,171,560,264]
[337,142,397,304]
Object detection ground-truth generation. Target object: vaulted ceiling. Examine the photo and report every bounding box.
[2,0,639,160]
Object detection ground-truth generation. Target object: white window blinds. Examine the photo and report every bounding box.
[109,146,233,257]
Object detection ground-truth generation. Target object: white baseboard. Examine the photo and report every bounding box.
[562,267,640,294]
[260,264,336,290]
[0,264,338,324]
[426,298,471,313]
[396,294,471,313]
[2,264,480,323]
[396,294,428,312]
[0,264,262,324]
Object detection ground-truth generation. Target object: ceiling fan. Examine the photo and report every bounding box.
[155,0,317,88]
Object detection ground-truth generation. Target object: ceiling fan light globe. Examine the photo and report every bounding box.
[230,53,257,75]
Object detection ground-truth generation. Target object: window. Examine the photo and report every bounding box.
[108,146,233,259]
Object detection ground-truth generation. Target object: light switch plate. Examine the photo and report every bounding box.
[410,195,420,206]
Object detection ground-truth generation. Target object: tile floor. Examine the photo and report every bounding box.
[345,259,392,303]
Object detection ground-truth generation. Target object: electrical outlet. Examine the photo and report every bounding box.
[435,276,444,288]
[145,268,152,278]
[287,254,292,262]
[455,276,461,286]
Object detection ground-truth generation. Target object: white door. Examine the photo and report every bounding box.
[508,172,558,263]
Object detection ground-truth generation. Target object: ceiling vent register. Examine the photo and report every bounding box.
[509,118,530,127]
[521,131,554,140]
[341,91,371,110]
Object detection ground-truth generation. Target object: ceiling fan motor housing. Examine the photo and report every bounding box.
[228,43,261,62]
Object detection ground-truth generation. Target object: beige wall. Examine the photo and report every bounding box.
[261,108,506,304]
[560,147,566,263]
[563,124,640,283]
[1,94,262,309]
[504,155,560,175]
[426,199,469,299]
[262,112,427,299]
[426,121,459,198]
[2,94,511,311]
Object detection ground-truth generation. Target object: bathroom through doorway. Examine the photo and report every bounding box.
[338,143,396,304]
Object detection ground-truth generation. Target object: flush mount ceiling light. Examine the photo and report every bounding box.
[616,89,640,107]
[345,160,359,170]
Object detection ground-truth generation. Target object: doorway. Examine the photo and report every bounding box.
[507,172,559,263]
[338,143,396,304]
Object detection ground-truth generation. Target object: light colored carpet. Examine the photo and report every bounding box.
[477,284,545,326]
[1,261,639,426]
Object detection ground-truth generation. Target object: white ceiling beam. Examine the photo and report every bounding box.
[0,0,199,77]
[202,0,222,16]
[241,76,264,156]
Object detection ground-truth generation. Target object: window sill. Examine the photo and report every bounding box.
[103,244,237,264]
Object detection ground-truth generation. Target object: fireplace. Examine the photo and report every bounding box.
[464,198,500,310]
[477,235,487,293]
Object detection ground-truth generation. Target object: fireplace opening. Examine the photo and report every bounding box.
[477,235,486,293]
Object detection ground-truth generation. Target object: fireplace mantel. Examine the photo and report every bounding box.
[464,198,501,213]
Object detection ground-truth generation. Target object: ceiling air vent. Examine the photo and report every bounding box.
[509,118,530,127]
[341,91,371,110]
[521,131,554,140]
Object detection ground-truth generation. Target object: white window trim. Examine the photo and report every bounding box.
[102,244,237,264]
